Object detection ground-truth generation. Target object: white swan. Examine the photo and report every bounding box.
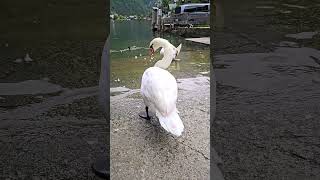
[149,38,182,69]
[139,38,184,137]
[160,46,181,61]
[160,48,164,56]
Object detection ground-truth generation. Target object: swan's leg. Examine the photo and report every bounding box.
[146,106,150,119]
[139,106,152,120]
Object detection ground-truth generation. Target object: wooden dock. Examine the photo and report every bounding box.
[185,37,210,45]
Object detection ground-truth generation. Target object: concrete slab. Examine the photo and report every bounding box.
[0,80,63,95]
[215,47,320,91]
[110,76,223,179]
[185,37,210,45]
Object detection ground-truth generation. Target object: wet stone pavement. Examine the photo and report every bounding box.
[0,0,107,179]
[110,77,211,179]
[212,0,320,179]
[0,41,108,179]
[0,95,108,179]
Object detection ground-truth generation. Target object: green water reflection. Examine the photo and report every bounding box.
[110,20,210,89]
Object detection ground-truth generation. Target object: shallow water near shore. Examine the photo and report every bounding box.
[110,20,210,89]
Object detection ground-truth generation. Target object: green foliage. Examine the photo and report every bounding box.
[111,0,157,16]
[162,0,170,10]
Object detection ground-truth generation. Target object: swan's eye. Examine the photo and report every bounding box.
[149,44,153,49]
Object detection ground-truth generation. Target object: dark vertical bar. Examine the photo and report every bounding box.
[92,1,110,178]
[211,1,225,180]
[0,0,110,179]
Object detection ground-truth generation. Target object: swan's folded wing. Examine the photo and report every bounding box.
[141,67,178,116]
[153,69,177,116]
[163,47,176,63]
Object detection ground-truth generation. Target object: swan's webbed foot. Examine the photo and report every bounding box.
[139,112,151,120]
[139,106,153,120]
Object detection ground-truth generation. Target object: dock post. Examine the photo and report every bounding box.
[152,7,157,31]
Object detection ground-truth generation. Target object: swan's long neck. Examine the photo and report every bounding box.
[153,41,174,69]
[154,56,172,69]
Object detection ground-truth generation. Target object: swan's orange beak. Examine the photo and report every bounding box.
[149,48,155,56]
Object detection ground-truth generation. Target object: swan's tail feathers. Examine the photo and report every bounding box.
[176,44,182,56]
[157,111,184,137]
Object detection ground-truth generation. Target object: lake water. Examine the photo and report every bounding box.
[110,20,210,89]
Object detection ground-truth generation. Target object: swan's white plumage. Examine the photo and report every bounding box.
[141,38,184,136]
[157,110,184,137]
[150,38,182,69]
[141,67,184,136]
[160,48,164,56]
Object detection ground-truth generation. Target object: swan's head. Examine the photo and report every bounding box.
[149,38,168,56]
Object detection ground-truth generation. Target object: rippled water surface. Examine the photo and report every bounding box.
[110,20,210,88]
